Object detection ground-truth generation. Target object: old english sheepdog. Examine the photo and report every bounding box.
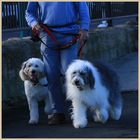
[19,58,51,124]
[66,59,122,128]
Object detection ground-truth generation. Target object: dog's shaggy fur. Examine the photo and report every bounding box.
[19,58,51,124]
[66,59,122,128]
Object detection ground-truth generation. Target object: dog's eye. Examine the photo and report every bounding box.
[35,65,38,68]
[28,64,32,67]
[72,71,76,74]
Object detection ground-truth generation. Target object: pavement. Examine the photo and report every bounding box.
[2,52,138,138]
[2,92,138,138]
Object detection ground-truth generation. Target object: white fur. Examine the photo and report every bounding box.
[66,60,119,128]
[19,58,51,124]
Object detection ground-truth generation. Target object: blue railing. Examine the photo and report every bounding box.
[2,2,138,30]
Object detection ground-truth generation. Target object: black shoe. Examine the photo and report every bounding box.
[48,113,65,125]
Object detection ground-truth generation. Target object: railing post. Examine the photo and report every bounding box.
[17,2,24,38]
[105,2,112,26]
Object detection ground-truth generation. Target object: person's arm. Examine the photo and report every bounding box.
[75,2,90,31]
[25,2,41,30]
[75,2,90,46]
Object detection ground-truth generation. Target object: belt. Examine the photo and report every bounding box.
[32,23,86,58]
[43,21,77,28]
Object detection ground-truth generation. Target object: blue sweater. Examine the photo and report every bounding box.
[25,2,90,34]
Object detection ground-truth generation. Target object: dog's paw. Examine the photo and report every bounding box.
[44,106,52,114]
[98,114,107,123]
[93,114,101,122]
[73,119,87,128]
[28,119,38,125]
[93,110,108,123]
[110,107,122,120]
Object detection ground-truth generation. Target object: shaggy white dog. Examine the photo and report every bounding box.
[19,58,51,124]
[66,60,122,128]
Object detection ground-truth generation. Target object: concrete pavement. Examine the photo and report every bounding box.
[2,92,138,138]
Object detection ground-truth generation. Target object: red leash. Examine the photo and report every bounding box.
[33,23,86,58]
[77,40,87,57]
[40,24,61,46]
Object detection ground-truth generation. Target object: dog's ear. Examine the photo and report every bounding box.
[38,63,48,85]
[21,61,28,70]
[40,71,47,78]
[87,68,95,89]
[40,63,47,78]
[19,61,29,81]
[19,70,29,81]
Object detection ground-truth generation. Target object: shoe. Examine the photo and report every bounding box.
[48,113,65,125]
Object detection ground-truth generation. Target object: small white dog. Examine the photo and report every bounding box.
[19,58,51,124]
[66,60,122,128]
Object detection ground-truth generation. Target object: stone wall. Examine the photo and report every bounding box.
[2,38,41,108]
[2,24,138,108]
[84,24,138,63]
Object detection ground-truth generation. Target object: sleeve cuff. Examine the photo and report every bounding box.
[30,21,39,28]
[80,23,90,31]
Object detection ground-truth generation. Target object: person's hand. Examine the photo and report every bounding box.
[32,23,42,35]
[78,29,89,46]
[32,23,41,31]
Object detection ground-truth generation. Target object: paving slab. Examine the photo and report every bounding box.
[2,92,138,138]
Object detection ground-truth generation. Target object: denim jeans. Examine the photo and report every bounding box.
[40,31,78,113]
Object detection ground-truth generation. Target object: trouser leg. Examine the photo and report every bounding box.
[41,45,65,113]
[60,42,78,74]
[40,32,78,114]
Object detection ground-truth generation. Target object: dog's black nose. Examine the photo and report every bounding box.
[75,80,80,85]
[32,70,36,74]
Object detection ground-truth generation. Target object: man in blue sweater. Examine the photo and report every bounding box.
[25,2,90,125]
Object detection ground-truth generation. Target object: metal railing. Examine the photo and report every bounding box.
[87,2,138,26]
[2,2,138,30]
[2,2,28,29]
[87,2,138,19]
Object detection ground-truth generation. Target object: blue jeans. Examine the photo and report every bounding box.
[40,31,78,113]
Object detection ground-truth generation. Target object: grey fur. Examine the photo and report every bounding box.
[87,66,95,89]
[92,61,123,108]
